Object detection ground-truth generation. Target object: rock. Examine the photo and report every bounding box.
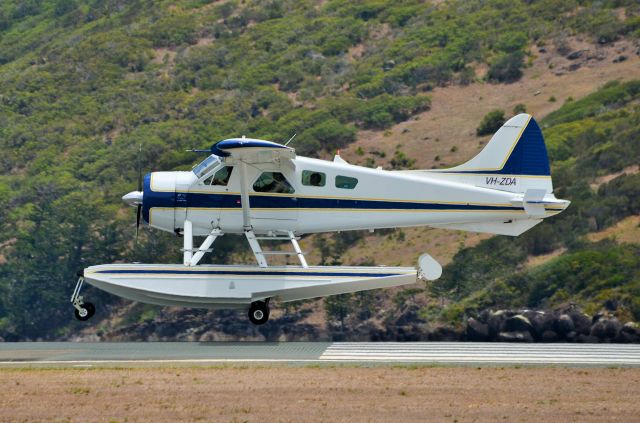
[538,47,547,53]
[592,312,605,324]
[394,305,425,326]
[541,330,559,342]
[487,311,509,340]
[383,60,396,71]
[613,55,627,63]
[568,311,591,335]
[504,315,533,333]
[467,317,489,342]
[566,50,584,60]
[616,322,640,343]
[428,326,460,342]
[567,63,581,72]
[591,317,622,340]
[604,299,618,311]
[576,334,600,343]
[498,331,534,343]
[554,314,575,338]
[566,331,577,342]
[522,310,546,339]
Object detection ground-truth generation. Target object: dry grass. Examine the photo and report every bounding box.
[590,165,639,191]
[341,38,640,172]
[588,215,640,244]
[1,366,639,422]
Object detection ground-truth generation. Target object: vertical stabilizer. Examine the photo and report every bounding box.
[416,114,554,194]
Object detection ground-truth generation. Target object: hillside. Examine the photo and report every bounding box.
[0,0,639,341]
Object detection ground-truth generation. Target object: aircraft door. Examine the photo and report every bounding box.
[249,170,298,230]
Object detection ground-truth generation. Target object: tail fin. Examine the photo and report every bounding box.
[448,114,550,176]
[424,114,553,193]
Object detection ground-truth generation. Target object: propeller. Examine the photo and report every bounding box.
[136,143,142,242]
[122,144,145,243]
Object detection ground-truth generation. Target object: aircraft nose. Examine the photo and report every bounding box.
[122,191,143,207]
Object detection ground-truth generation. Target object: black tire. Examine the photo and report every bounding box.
[74,302,95,321]
[248,301,269,325]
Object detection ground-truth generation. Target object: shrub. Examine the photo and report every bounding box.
[513,103,527,114]
[487,51,524,83]
[476,109,505,136]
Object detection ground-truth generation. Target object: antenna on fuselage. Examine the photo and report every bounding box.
[284,133,297,146]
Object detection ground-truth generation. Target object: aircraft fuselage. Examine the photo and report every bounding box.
[141,156,565,237]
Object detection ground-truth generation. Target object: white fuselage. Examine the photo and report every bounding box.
[142,155,565,237]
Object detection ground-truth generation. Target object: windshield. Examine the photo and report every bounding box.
[192,155,220,178]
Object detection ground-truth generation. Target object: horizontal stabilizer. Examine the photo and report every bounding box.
[510,189,570,216]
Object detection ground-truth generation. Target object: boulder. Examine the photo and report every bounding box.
[541,330,559,342]
[566,50,584,60]
[568,311,592,335]
[498,331,534,343]
[504,314,533,333]
[428,326,460,342]
[604,299,619,311]
[592,312,605,324]
[554,314,575,338]
[466,317,489,342]
[487,310,510,339]
[616,322,640,343]
[576,334,600,343]
[591,317,622,340]
[522,310,547,340]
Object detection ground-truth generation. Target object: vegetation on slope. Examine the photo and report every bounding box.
[429,80,640,325]
[0,0,639,339]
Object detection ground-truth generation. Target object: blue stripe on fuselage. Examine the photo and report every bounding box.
[143,191,523,212]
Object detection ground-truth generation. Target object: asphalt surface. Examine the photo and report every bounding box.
[1,342,639,367]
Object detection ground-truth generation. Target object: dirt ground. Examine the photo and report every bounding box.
[1,366,639,422]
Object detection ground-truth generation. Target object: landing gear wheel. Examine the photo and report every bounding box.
[74,302,95,321]
[248,301,270,325]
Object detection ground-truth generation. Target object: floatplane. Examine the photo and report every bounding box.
[71,114,569,325]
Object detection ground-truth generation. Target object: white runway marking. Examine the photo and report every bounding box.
[319,343,640,365]
[0,342,638,367]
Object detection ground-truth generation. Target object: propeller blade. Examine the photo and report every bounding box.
[136,204,141,242]
[137,143,142,192]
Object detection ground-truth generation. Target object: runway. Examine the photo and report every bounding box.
[0,342,639,367]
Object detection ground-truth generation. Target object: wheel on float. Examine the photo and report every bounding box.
[248,301,270,325]
[74,302,95,321]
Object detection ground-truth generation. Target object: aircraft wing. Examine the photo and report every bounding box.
[212,138,295,164]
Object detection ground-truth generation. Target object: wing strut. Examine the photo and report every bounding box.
[182,222,224,266]
[238,160,252,231]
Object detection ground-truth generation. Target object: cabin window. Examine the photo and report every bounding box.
[204,166,233,186]
[335,175,358,189]
[253,172,295,194]
[301,170,326,187]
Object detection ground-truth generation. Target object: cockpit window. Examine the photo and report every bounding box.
[192,155,220,178]
[253,172,295,194]
[204,166,234,186]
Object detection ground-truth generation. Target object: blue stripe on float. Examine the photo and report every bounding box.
[96,269,403,277]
